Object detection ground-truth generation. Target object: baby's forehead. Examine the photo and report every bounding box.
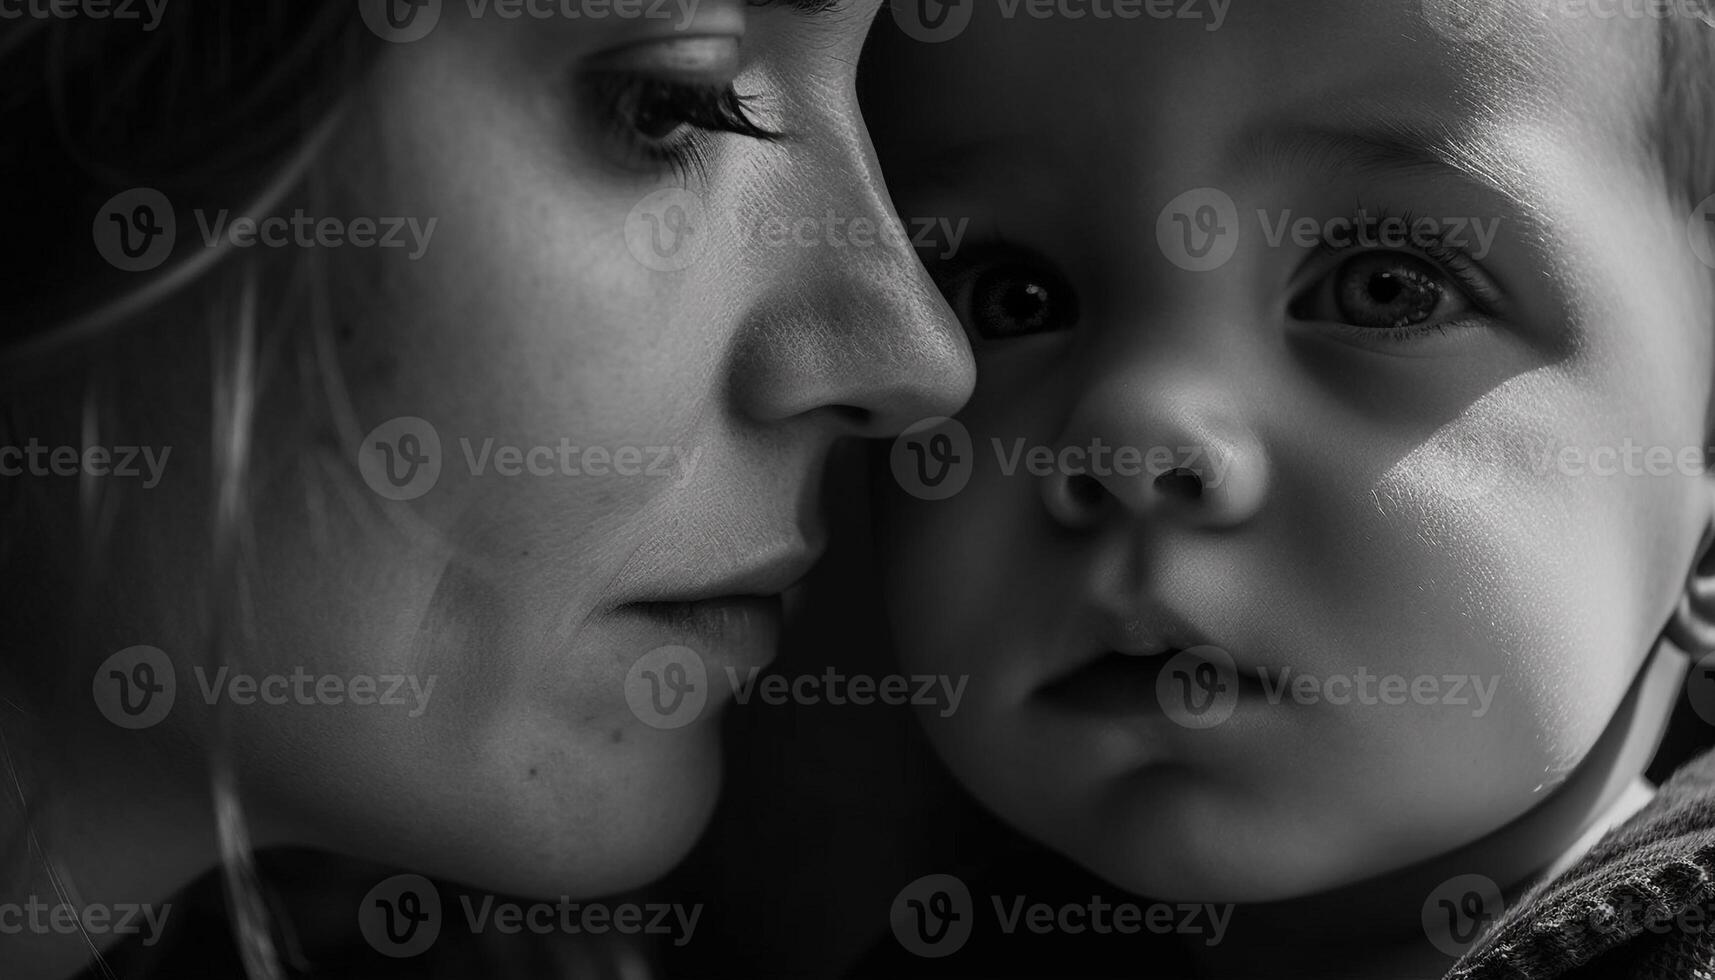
[873,1,1667,196]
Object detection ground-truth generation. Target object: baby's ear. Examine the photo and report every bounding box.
[1667,514,1715,654]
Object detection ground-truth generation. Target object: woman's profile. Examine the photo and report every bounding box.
[0,1,973,976]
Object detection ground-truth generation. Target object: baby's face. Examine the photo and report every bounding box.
[872,1,1715,900]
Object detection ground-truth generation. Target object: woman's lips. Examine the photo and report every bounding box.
[613,536,820,667]
[630,594,784,658]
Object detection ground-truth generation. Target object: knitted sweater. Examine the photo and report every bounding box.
[1448,749,1715,979]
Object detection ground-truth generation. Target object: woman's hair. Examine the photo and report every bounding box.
[4,5,381,977]
[4,7,670,974]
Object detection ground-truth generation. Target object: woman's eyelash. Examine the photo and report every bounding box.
[586,73,785,179]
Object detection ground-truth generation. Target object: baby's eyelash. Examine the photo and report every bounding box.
[1312,204,1504,311]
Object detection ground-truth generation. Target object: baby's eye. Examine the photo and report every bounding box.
[1289,229,1506,343]
[1300,252,1469,330]
[935,250,1080,341]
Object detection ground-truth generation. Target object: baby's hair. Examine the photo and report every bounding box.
[1657,13,1715,208]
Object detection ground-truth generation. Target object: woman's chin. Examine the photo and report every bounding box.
[291,727,727,901]
[462,734,726,899]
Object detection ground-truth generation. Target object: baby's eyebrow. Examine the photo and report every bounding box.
[1241,121,1536,217]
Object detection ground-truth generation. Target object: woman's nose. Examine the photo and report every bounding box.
[726,110,974,438]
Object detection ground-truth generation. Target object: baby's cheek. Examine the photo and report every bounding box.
[1368,368,1686,782]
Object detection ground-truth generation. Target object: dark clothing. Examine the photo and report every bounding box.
[1449,750,1715,979]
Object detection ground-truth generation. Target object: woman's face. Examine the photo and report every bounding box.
[869,3,1712,902]
[115,0,972,898]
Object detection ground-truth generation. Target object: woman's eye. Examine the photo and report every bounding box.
[607,77,775,147]
[1296,251,1474,332]
[579,37,781,175]
[942,260,1080,341]
[624,80,698,142]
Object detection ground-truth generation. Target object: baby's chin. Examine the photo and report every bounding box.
[1032,803,1385,904]
[968,754,1521,906]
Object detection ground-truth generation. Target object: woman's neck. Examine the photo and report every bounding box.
[1184,640,1688,980]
